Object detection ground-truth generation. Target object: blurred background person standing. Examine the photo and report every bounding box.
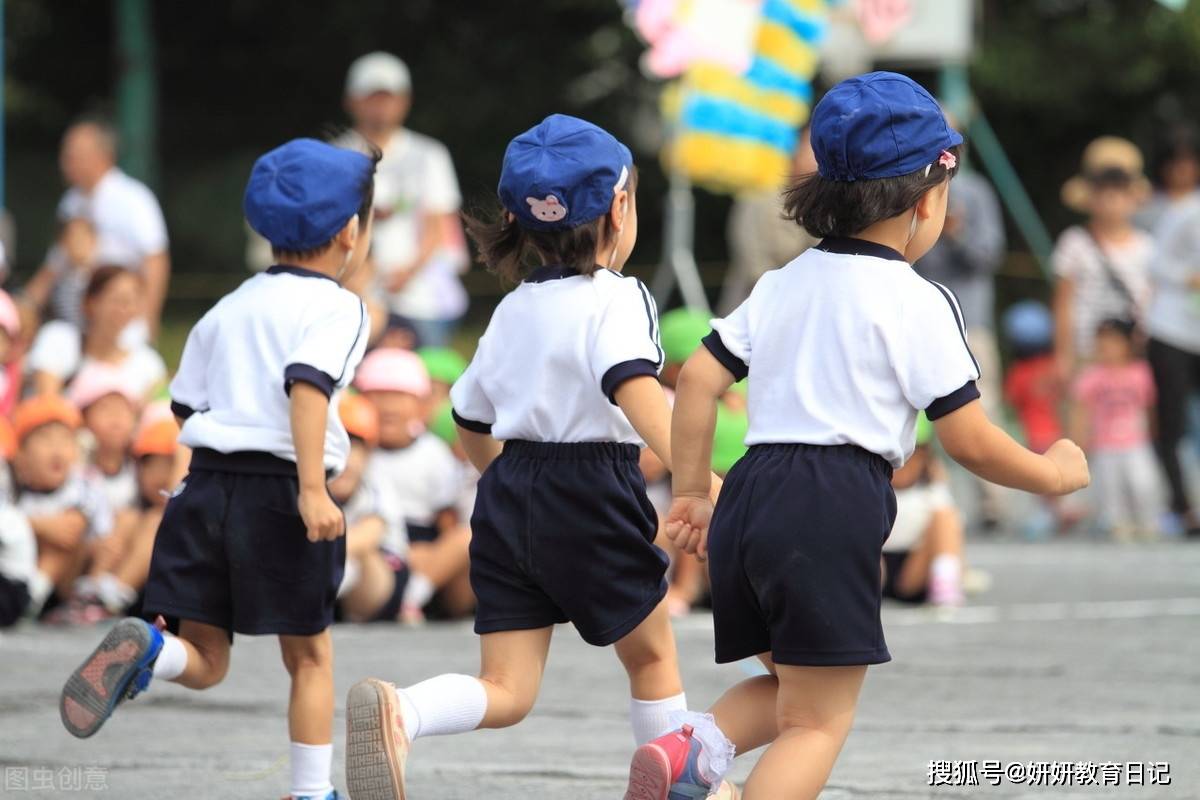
[915,135,1007,528]
[343,51,469,347]
[22,119,170,344]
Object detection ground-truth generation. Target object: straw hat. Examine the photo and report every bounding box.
[1061,136,1151,212]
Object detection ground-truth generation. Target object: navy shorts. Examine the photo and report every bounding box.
[144,449,345,638]
[881,550,927,604]
[470,440,668,647]
[708,444,897,666]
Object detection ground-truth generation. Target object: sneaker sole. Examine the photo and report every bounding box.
[346,678,408,800]
[624,742,672,800]
[60,618,152,738]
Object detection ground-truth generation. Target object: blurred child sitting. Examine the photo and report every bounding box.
[0,289,22,417]
[9,395,112,616]
[882,414,966,607]
[69,363,141,522]
[1072,319,1161,540]
[330,393,419,624]
[427,400,481,547]
[355,348,473,620]
[51,404,181,623]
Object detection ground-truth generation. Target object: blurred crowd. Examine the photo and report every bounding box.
[0,52,1197,631]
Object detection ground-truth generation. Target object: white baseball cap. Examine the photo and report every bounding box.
[345,51,411,98]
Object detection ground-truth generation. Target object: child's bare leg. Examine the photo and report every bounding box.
[897,508,965,602]
[89,510,139,576]
[174,619,232,689]
[406,525,471,588]
[707,653,781,755]
[280,630,335,744]
[111,509,163,592]
[340,548,397,622]
[435,566,475,618]
[614,600,689,743]
[741,664,867,800]
[477,627,553,729]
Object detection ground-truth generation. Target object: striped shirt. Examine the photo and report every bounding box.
[1052,226,1152,358]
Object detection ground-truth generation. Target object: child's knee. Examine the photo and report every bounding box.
[478,674,535,727]
[279,635,333,675]
[186,644,230,689]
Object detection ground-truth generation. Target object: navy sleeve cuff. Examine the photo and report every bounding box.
[701,331,749,382]
[284,363,335,399]
[451,408,493,435]
[925,380,981,420]
[600,358,660,405]
[170,400,196,420]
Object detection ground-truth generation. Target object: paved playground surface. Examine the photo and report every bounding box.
[2,539,1198,799]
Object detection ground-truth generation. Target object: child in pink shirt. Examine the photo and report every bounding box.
[1072,319,1161,539]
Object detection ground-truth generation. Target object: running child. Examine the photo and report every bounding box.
[59,138,378,800]
[344,114,726,800]
[625,72,1090,800]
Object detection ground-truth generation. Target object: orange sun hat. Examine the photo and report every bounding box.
[132,402,181,457]
[13,394,83,443]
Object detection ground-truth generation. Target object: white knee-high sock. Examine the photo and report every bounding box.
[630,692,688,745]
[152,635,187,681]
[289,742,333,798]
[397,674,488,739]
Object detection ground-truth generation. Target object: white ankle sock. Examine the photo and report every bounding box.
[289,742,333,798]
[401,571,435,610]
[630,692,688,745]
[95,574,136,612]
[152,634,187,681]
[337,558,362,598]
[398,674,488,739]
[931,554,962,585]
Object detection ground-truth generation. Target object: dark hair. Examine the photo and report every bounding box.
[85,265,139,302]
[1096,317,1137,341]
[782,146,961,238]
[464,168,639,283]
[272,136,383,263]
[1152,125,1199,185]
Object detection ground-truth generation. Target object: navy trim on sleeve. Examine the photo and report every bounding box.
[925,381,981,420]
[170,400,196,420]
[451,408,493,435]
[284,363,335,399]
[600,358,659,405]
[701,331,749,382]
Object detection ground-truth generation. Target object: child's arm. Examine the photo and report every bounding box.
[29,510,88,550]
[934,400,1088,495]
[662,348,736,559]
[615,375,675,471]
[457,428,502,474]
[290,382,344,542]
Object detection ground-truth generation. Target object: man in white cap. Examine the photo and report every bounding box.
[343,51,468,347]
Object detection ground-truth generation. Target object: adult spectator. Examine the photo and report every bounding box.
[1144,128,1200,537]
[915,157,1006,527]
[23,119,170,342]
[26,266,166,401]
[1136,125,1200,233]
[719,128,818,314]
[342,52,468,346]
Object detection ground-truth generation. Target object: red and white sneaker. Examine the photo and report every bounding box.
[345,678,410,800]
[626,724,731,800]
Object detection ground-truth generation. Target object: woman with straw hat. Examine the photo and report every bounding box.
[1052,136,1153,380]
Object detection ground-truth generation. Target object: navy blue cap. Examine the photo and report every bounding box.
[498,114,633,231]
[243,138,375,251]
[811,71,963,182]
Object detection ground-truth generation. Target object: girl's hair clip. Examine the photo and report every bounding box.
[938,150,957,170]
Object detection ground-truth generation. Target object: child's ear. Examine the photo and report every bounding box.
[915,181,949,221]
[336,214,361,250]
[609,188,629,230]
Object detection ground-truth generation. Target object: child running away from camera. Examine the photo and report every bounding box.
[624,72,1090,800]
[343,114,733,800]
[60,138,378,800]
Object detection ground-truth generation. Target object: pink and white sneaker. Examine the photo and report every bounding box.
[345,678,410,800]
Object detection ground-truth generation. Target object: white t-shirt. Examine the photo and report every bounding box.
[27,320,167,400]
[883,481,954,552]
[55,168,168,268]
[451,266,664,445]
[366,434,461,537]
[85,460,139,514]
[368,129,466,320]
[343,473,409,556]
[706,238,981,468]
[1052,226,1152,357]
[1148,196,1200,353]
[0,504,36,585]
[170,266,371,473]
[14,471,113,541]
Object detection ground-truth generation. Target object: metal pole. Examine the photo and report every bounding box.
[115,0,158,189]
[651,170,711,313]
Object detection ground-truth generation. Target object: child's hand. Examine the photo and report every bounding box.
[299,489,345,542]
[665,495,714,562]
[1044,439,1090,495]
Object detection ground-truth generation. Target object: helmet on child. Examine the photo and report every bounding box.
[1001,300,1053,352]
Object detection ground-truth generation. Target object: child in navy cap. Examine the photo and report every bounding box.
[60,138,379,800]
[344,114,729,799]
[625,72,1092,799]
